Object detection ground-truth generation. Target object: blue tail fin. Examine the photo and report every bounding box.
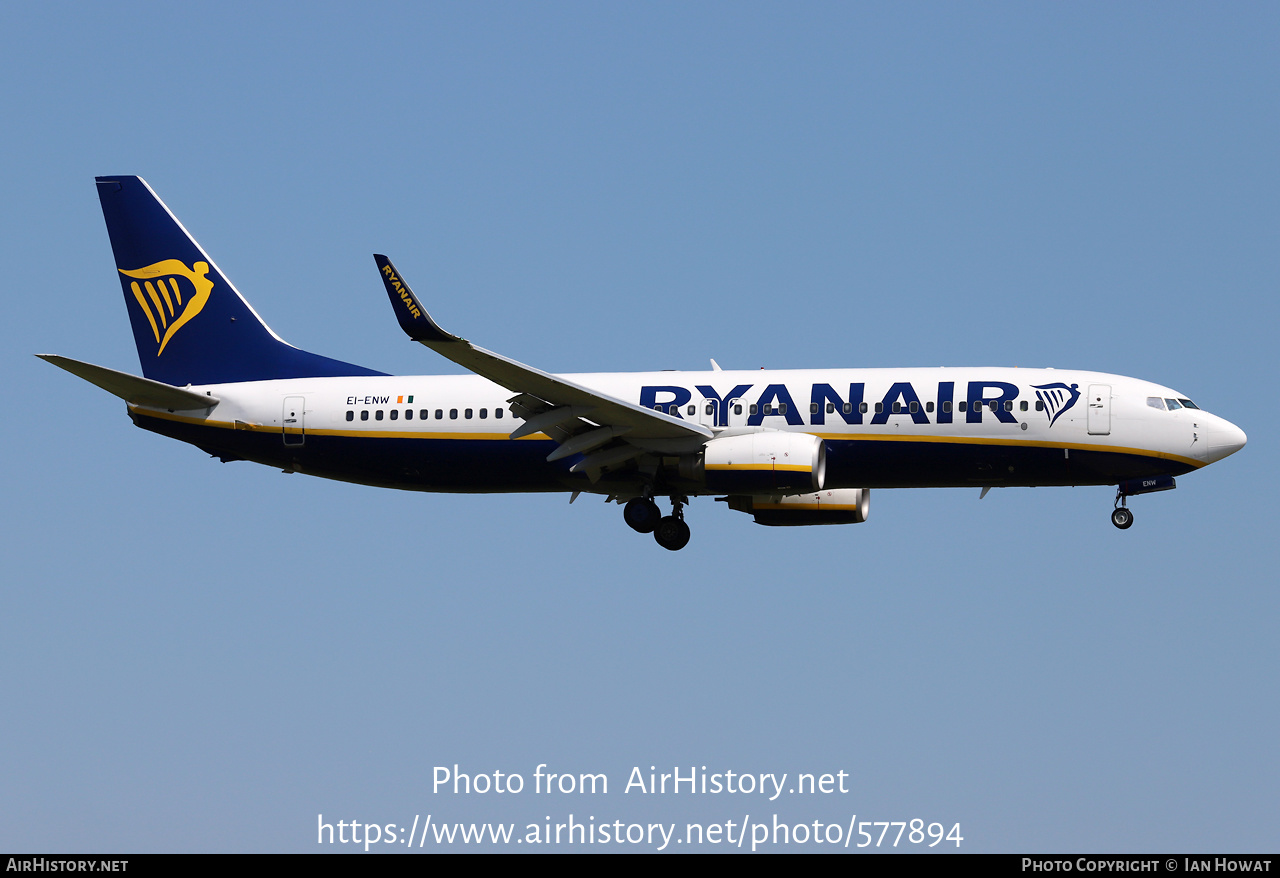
[96,176,384,385]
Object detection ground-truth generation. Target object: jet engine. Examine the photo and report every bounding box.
[682,431,826,494]
[725,488,870,526]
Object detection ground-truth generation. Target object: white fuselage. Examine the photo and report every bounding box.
[128,366,1246,494]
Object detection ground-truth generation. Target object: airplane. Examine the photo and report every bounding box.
[41,176,1247,550]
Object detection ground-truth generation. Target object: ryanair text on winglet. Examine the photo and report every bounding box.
[382,264,422,319]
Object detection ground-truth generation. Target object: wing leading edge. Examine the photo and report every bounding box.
[373,255,710,478]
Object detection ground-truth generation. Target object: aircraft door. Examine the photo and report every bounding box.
[726,397,749,428]
[283,396,305,446]
[1087,385,1111,435]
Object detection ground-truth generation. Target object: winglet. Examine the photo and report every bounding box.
[370,255,712,443]
[373,254,457,344]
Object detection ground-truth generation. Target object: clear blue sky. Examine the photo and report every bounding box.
[2,2,1276,852]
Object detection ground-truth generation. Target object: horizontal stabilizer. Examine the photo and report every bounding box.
[37,355,219,410]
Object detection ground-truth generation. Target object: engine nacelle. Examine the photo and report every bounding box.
[697,431,826,494]
[726,488,870,526]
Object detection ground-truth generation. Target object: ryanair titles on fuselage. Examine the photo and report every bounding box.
[635,379,1079,428]
[335,375,1087,429]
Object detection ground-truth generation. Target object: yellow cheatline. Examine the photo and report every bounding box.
[129,408,544,441]
[810,431,1203,469]
[124,409,1204,468]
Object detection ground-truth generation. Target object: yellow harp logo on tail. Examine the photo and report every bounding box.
[119,260,214,355]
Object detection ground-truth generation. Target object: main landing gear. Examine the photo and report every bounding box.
[624,495,691,551]
[623,497,661,533]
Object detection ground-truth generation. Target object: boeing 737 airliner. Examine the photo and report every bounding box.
[41,176,1247,550]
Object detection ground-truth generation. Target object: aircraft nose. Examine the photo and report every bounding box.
[1205,419,1247,463]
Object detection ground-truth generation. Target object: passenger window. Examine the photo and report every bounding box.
[875,402,884,414]
[942,401,952,413]
[390,409,398,420]
[842,403,852,414]
[450,409,458,419]
[375,410,384,421]
[892,402,901,413]
[480,408,488,419]
[909,401,919,414]
[669,405,679,415]
[705,403,714,415]
[750,404,758,415]
[405,409,413,420]
[959,401,968,412]
[465,408,473,419]
[496,408,503,419]
[435,409,443,419]
[1020,401,1028,412]
[827,403,835,414]
[346,411,354,421]
[420,409,428,420]
[811,403,820,414]
[1035,401,1044,411]
[360,410,369,421]
[859,402,868,414]
[1003,400,1012,412]
[687,404,696,416]
[926,401,934,413]
[779,403,787,415]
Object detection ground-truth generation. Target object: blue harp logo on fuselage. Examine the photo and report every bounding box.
[1032,382,1081,428]
[119,260,214,355]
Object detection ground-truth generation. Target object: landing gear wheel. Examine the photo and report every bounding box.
[623,498,662,534]
[653,515,691,551]
[1111,507,1134,529]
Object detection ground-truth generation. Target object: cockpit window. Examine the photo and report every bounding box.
[1178,399,1199,410]
[1147,397,1166,410]
[1165,399,1182,411]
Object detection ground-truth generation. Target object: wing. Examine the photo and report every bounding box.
[374,255,711,479]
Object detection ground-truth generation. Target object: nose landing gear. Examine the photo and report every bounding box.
[1110,475,1177,529]
[1111,503,1134,529]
